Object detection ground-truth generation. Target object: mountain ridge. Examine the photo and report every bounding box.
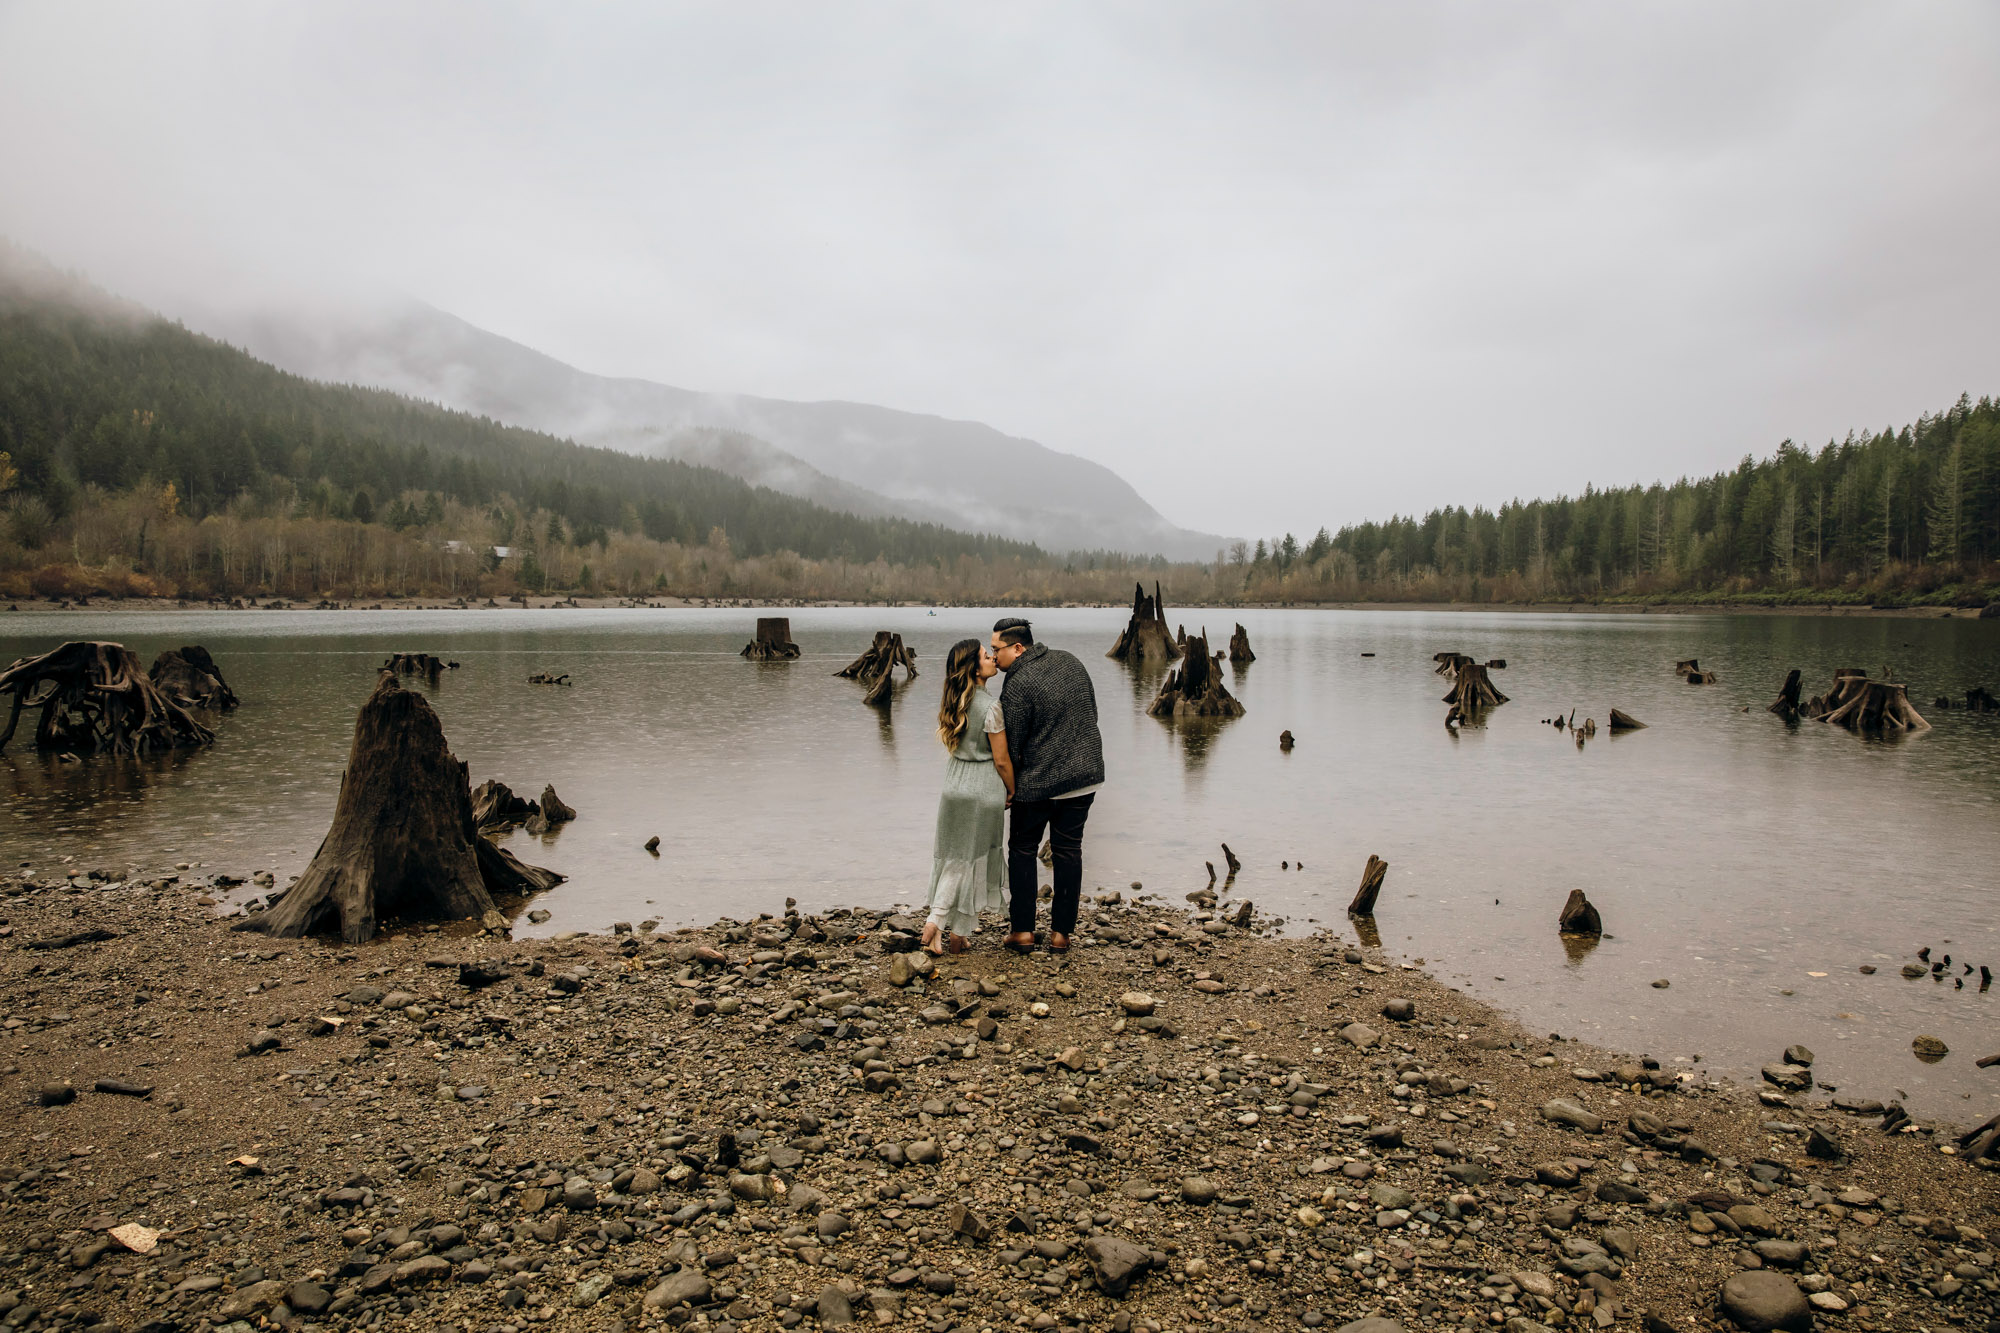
[190,298,1229,560]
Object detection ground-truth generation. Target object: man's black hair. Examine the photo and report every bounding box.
[992,617,1034,648]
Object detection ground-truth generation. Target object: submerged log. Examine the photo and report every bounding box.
[1228,624,1255,665]
[1558,889,1603,936]
[1147,629,1244,718]
[837,631,918,705]
[1819,677,1930,732]
[1607,709,1646,731]
[148,645,239,710]
[0,641,215,755]
[1108,582,1181,663]
[741,617,801,661]
[1768,669,1803,719]
[234,675,561,943]
[1349,855,1388,916]
[526,671,571,686]
[1441,661,1508,717]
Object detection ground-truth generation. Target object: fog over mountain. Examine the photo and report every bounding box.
[197,300,1228,559]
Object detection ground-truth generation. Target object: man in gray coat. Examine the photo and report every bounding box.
[991,617,1105,953]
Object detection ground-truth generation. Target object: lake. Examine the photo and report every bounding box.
[4,604,1997,1119]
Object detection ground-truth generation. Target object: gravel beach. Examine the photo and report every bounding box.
[1,868,1994,1333]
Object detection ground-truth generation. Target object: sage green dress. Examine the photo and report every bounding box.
[925,689,1009,937]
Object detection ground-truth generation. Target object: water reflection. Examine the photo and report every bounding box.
[1351,915,1383,949]
[1559,932,1603,966]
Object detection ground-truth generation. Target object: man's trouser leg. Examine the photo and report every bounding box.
[1007,799,1053,935]
[1046,794,1093,936]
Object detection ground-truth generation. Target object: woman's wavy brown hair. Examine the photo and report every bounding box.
[936,638,985,751]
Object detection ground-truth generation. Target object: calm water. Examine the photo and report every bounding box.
[4,605,1998,1118]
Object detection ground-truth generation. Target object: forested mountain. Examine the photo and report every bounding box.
[196,296,1229,559]
[0,244,1041,569]
[1236,395,2000,604]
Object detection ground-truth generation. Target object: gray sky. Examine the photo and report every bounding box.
[3,2,1997,540]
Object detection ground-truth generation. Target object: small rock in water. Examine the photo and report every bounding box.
[1782,1044,1814,1066]
[643,835,661,853]
[1651,978,1671,988]
[1911,1034,1948,1061]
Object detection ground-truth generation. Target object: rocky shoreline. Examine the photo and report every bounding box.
[1,867,1995,1333]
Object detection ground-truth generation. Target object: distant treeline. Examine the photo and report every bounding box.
[1232,394,2000,606]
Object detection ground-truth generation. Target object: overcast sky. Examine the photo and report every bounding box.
[2,3,1996,539]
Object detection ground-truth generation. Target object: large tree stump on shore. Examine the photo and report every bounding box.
[1441,661,1508,719]
[1108,582,1181,664]
[1769,669,1803,719]
[741,618,801,660]
[0,641,215,755]
[236,676,561,943]
[148,646,239,711]
[1148,630,1244,718]
[1228,624,1255,665]
[837,631,918,705]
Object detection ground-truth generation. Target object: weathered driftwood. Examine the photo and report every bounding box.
[148,645,239,710]
[0,641,215,755]
[234,675,561,943]
[1607,709,1645,731]
[526,671,571,686]
[1769,669,1803,719]
[1558,889,1603,936]
[1349,855,1388,916]
[1676,658,1717,684]
[1148,630,1244,718]
[1108,582,1181,664]
[471,778,539,829]
[740,617,801,660]
[384,652,455,677]
[1228,624,1255,665]
[837,631,918,705]
[1441,661,1508,720]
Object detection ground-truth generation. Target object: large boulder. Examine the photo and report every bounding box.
[1720,1271,1813,1332]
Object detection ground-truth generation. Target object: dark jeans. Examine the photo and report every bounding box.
[1007,794,1094,936]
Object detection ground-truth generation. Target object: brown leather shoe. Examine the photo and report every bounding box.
[1048,931,1071,954]
[1003,932,1036,954]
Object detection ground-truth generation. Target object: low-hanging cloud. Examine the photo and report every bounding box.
[1,2,1995,540]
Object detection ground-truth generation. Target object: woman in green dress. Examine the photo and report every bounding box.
[920,638,1015,956]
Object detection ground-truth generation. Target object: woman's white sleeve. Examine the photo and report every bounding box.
[984,699,1006,733]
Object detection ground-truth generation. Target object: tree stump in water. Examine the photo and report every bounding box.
[471,778,539,829]
[1147,630,1244,718]
[1968,686,1998,714]
[539,784,577,823]
[1228,624,1255,665]
[235,675,561,943]
[837,631,918,705]
[1819,677,1930,732]
[741,618,801,660]
[1441,661,1508,717]
[1802,669,1868,719]
[1607,709,1646,731]
[1558,889,1602,936]
[1349,855,1388,916]
[148,646,239,711]
[384,652,451,676]
[1433,652,1476,676]
[1108,582,1181,663]
[1768,669,1803,719]
[1174,624,1188,651]
[0,641,215,755]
